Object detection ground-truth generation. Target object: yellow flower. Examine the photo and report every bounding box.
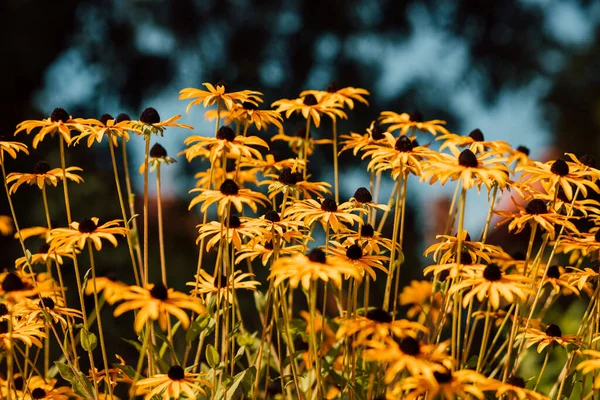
[135,365,211,399]
[228,101,284,131]
[0,271,58,303]
[259,167,332,200]
[0,216,13,236]
[378,110,449,136]
[14,108,87,148]
[338,121,387,157]
[14,243,74,269]
[326,241,388,280]
[0,136,29,163]
[187,269,260,303]
[239,153,304,176]
[13,225,51,241]
[85,276,129,305]
[487,376,549,400]
[235,239,305,266]
[0,314,46,349]
[181,125,269,164]
[336,309,427,346]
[128,107,193,137]
[196,215,267,251]
[331,223,393,254]
[14,296,82,328]
[284,197,364,233]
[398,369,492,400]
[300,83,370,109]
[399,280,444,323]
[188,179,268,216]
[424,231,502,265]
[272,93,347,128]
[348,187,390,212]
[21,376,75,400]
[541,265,580,295]
[113,283,205,333]
[517,323,581,353]
[271,127,332,156]
[436,128,512,155]
[6,161,83,194]
[577,350,600,389]
[48,217,127,251]
[179,80,261,112]
[269,248,361,290]
[139,143,177,174]
[449,263,533,309]
[71,113,132,147]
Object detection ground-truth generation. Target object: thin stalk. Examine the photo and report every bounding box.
[332,119,339,203]
[156,164,167,286]
[392,173,409,318]
[130,325,152,400]
[534,350,551,392]
[142,135,151,285]
[382,179,403,311]
[59,135,72,223]
[303,115,312,181]
[122,138,144,270]
[476,301,492,373]
[308,283,324,397]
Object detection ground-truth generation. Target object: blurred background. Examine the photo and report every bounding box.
[1,0,599,385]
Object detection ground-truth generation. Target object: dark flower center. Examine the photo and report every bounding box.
[267,380,282,395]
[483,263,502,281]
[78,218,97,233]
[214,274,229,288]
[150,283,169,300]
[242,101,258,110]
[353,187,372,203]
[507,376,525,388]
[361,224,375,237]
[215,80,230,93]
[220,179,239,195]
[434,370,453,384]
[365,308,392,323]
[546,265,560,279]
[512,251,525,261]
[321,198,338,212]
[550,159,569,176]
[33,161,51,175]
[459,251,472,265]
[39,297,56,310]
[278,167,298,186]
[294,172,304,182]
[0,320,8,334]
[228,215,241,229]
[399,336,421,355]
[140,107,160,124]
[264,241,274,250]
[50,108,69,123]
[326,81,338,93]
[516,146,530,156]
[580,155,596,168]
[395,136,414,152]
[371,124,385,140]
[32,388,47,399]
[545,324,562,337]
[13,376,23,391]
[0,304,8,317]
[594,230,600,243]
[264,210,280,223]
[115,113,130,123]
[525,199,547,215]
[303,94,318,106]
[468,128,484,142]
[346,244,363,260]
[2,273,25,292]
[99,113,113,125]
[150,143,167,158]
[216,126,236,141]
[409,110,423,123]
[167,365,185,381]
[308,248,326,264]
[458,149,478,168]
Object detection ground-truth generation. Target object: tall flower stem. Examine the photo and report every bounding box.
[156,164,167,286]
[534,350,551,391]
[382,176,403,311]
[451,188,467,362]
[121,139,144,270]
[130,325,152,400]
[87,242,114,399]
[308,283,324,397]
[303,115,312,181]
[392,173,409,318]
[142,135,151,285]
[332,119,339,204]
[476,301,492,373]
[59,135,72,223]
[109,139,141,286]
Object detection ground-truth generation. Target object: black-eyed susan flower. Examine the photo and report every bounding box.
[21,376,75,399]
[422,147,510,192]
[300,83,370,110]
[235,239,305,266]
[269,248,361,290]
[139,143,177,174]
[0,316,46,348]
[284,197,363,233]
[182,125,269,164]
[187,269,260,303]
[362,336,452,384]
[6,161,83,194]
[349,187,390,212]
[518,158,600,200]
[565,153,600,181]
[47,217,127,251]
[228,101,284,131]
[85,275,129,305]
[449,263,533,309]
[135,365,211,399]
[540,265,580,295]
[423,252,486,281]
[271,127,332,156]
[272,93,347,128]
[495,198,579,240]
[0,271,58,303]
[244,210,304,243]
[260,167,332,200]
[196,215,267,251]
[506,145,534,167]
[240,153,303,176]
[14,243,74,269]
[332,223,393,253]
[193,164,258,189]
[13,224,53,241]
[326,241,388,280]
[338,121,386,156]
[556,228,600,258]
[576,350,600,389]
[0,135,29,163]
[336,308,427,346]
[398,368,492,400]
[180,80,261,112]
[399,280,444,324]
[113,283,205,333]
[563,265,600,292]
[72,113,132,147]
[378,110,449,136]
[517,323,581,353]
[14,296,82,328]
[188,179,268,215]
[487,376,548,400]
[424,231,502,265]
[437,128,512,155]
[14,108,86,148]
[129,107,193,137]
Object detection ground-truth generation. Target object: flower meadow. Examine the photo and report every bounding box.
[2,81,600,399]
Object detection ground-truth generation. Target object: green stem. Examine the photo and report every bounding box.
[382,178,403,311]
[303,115,312,181]
[156,164,167,286]
[534,350,551,392]
[142,135,151,285]
[59,135,72,223]
[332,119,339,204]
[121,139,144,272]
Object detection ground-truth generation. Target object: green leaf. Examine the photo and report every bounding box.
[55,361,94,399]
[80,329,97,352]
[253,291,267,314]
[216,368,248,400]
[206,344,219,369]
[114,363,137,381]
[234,345,246,362]
[186,314,212,345]
[127,213,139,226]
[560,371,577,399]
[241,366,257,397]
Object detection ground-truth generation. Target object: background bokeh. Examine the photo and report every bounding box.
[1,0,600,387]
